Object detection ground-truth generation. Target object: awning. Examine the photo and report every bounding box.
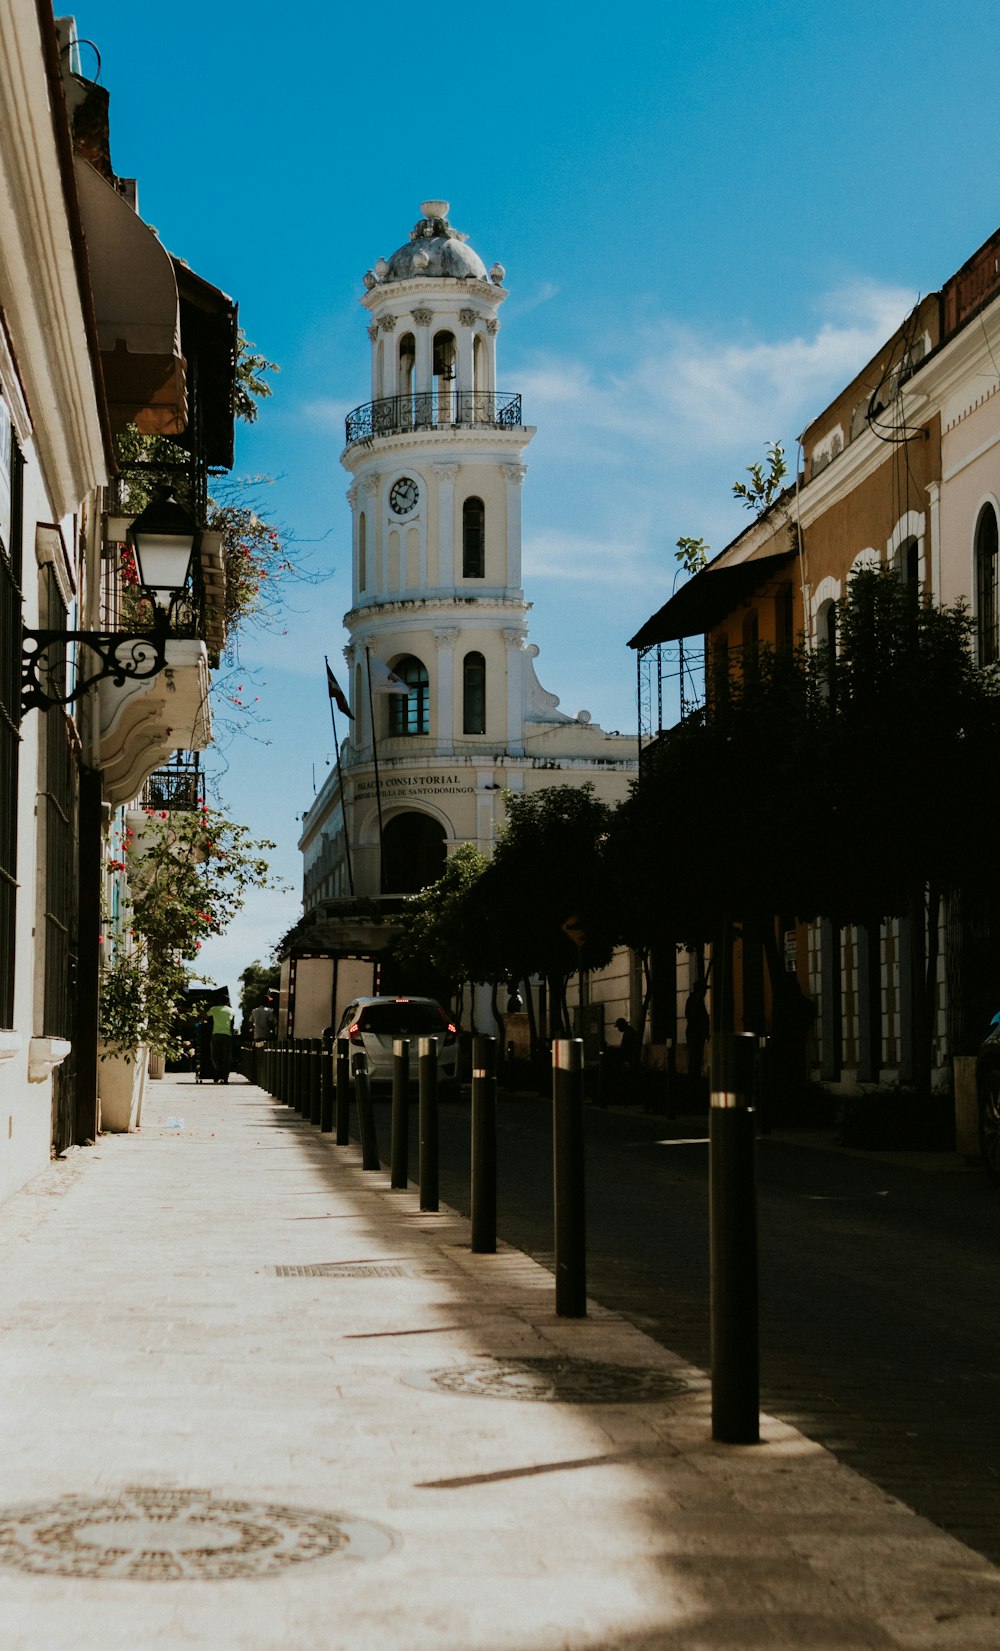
[628,548,799,649]
[74,155,186,435]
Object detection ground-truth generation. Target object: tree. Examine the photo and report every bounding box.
[463,786,618,1038]
[99,806,281,1058]
[239,958,281,1021]
[613,564,1000,1098]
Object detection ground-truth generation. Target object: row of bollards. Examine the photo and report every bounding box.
[257,1026,760,1446]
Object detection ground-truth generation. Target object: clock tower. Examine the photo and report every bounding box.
[301,201,635,903]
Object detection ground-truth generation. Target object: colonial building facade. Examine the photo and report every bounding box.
[630,223,1000,1105]
[299,202,635,919]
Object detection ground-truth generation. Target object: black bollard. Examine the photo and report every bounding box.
[418,1035,439,1212]
[709,1031,760,1445]
[309,1038,322,1126]
[292,1036,303,1116]
[553,1038,586,1317]
[335,1036,351,1144]
[279,1038,290,1105]
[390,1038,410,1189]
[471,1035,497,1253]
[320,1029,335,1133]
[353,1056,381,1170]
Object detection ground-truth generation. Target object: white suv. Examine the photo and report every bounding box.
[335,997,461,1094]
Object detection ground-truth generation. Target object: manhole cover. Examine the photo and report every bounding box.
[0,1487,396,1580]
[405,1356,689,1404]
[272,1262,412,1278]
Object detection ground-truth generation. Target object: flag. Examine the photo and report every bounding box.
[325,660,353,718]
[367,655,409,695]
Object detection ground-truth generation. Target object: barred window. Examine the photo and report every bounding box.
[463,651,486,734]
[462,497,485,578]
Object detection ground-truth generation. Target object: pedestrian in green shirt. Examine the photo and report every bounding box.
[207,1001,236,1084]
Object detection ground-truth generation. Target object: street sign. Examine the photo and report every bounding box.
[561,914,586,948]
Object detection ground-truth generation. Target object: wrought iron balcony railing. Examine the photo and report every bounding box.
[140,756,204,812]
[345,390,523,447]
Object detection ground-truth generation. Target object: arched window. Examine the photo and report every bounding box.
[896,535,920,601]
[818,599,837,702]
[388,655,429,736]
[382,812,446,893]
[358,512,366,593]
[976,503,999,665]
[473,334,487,396]
[397,333,415,398]
[463,652,486,734]
[433,330,455,421]
[463,496,485,578]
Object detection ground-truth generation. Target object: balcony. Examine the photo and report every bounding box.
[139,756,205,812]
[345,390,523,448]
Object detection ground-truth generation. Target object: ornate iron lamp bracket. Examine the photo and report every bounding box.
[21,621,169,716]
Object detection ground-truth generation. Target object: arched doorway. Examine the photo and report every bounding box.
[382,812,446,893]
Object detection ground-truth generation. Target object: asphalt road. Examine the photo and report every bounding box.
[370,1088,1000,1567]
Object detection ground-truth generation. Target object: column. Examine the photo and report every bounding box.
[457,309,476,397]
[435,463,458,588]
[503,462,526,591]
[413,308,433,397]
[503,627,525,755]
[433,627,456,755]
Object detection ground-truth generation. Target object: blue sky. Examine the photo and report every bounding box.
[77,0,1000,1000]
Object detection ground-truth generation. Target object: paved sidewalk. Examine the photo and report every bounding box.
[0,1075,998,1650]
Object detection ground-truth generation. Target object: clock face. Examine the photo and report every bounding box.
[389,476,419,515]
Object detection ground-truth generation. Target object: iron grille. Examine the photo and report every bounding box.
[345,390,522,447]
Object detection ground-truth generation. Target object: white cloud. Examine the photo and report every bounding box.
[515,279,918,461]
[523,527,653,585]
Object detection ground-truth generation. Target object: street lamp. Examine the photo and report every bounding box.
[20,487,202,717]
[127,489,198,613]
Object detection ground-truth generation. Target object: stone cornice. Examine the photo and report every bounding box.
[341,425,535,472]
[361,276,506,312]
[344,593,528,629]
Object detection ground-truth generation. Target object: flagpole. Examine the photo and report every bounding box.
[324,655,354,896]
[365,646,387,894]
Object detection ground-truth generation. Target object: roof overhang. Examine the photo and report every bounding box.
[628,548,799,649]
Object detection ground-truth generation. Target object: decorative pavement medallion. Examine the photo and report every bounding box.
[0,1487,396,1581]
[404,1356,690,1404]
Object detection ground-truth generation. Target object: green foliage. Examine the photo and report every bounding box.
[392,844,490,984]
[232,330,278,425]
[99,806,281,1057]
[238,958,281,1020]
[675,536,710,575]
[732,440,788,515]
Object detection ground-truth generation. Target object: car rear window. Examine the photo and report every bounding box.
[358,1003,447,1035]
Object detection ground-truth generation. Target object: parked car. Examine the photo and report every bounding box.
[335,997,461,1095]
[976,1021,1000,1182]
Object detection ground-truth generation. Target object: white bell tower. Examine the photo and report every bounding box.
[300,201,635,903]
[342,200,532,772]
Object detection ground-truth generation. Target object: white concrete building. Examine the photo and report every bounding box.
[299,201,635,910]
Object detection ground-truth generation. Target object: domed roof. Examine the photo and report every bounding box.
[373,201,493,285]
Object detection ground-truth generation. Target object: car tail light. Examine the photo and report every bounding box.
[348,1022,364,1045]
[437,1009,458,1044]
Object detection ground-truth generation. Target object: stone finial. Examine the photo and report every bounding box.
[490,263,505,284]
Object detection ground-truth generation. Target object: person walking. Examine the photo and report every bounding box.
[207,1000,237,1084]
[684,979,710,1103]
